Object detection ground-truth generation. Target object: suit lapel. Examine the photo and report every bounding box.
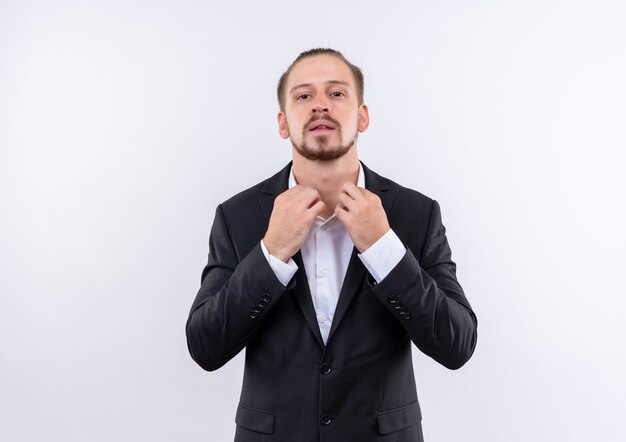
[361,160,396,228]
[326,161,395,344]
[258,161,291,223]
[326,247,365,342]
[258,162,325,348]
[292,251,326,347]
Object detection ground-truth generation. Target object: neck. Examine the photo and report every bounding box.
[291,147,360,219]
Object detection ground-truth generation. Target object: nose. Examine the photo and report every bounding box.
[312,97,330,113]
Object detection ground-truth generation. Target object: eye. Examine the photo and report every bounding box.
[330,91,345,98]
[296,93,311,101]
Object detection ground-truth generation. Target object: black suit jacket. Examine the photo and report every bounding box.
[186,161,477,442]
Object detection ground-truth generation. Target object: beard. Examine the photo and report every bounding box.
[291,114,357,161]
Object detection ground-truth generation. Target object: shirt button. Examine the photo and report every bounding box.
[320,413,332,425]
[318,315,328,323]
[319,269,329,277]
[320,363,332,375]
[320,224,328,231]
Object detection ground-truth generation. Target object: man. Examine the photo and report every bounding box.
[186,48,477,442]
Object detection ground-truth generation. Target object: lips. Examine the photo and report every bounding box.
[308,120,336,131]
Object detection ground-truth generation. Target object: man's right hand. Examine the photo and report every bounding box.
[263,185,326,262]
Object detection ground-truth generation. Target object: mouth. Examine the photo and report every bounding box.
[308,120,336,132]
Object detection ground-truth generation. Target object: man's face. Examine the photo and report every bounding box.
[278,55,369,161]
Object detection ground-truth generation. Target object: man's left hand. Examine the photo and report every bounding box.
[335,182,390,253]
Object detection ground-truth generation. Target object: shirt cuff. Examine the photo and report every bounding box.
[357,229,406,284]
[259,239,298,287]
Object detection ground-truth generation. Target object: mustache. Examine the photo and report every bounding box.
[305,114,341,130]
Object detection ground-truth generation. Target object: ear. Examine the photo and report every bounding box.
[278,112,290,139]
[357,104,370,132]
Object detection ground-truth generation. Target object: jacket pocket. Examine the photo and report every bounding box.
[235,404,275,434]
[376,401,422,435]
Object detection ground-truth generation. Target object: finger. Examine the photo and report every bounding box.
[359,187,374,197]
[334,203,349,223]
[337,192,356,211]
[341,182,364,201]
[309,200,326,216]
[360,187,380,203]
[279,185,305,203]
[300,187,322,208]
[286,184,304,194]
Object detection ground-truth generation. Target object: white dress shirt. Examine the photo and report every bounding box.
[260,162,406,344]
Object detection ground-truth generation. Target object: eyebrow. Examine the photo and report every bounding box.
[289,80,351,95]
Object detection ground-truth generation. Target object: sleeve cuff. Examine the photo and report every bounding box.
[260,239,298,287]
[357,228,406,284]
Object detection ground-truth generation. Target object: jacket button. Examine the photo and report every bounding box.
[404,313,412,320]
[320,413,332,425]
[387,295,398,304]
[320,363,332,375]
[262,293,271,303]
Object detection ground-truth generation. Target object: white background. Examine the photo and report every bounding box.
[1,1,625,441]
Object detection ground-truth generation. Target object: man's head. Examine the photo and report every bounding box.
[277,48,369,162]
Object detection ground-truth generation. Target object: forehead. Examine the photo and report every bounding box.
[287,55,355,91]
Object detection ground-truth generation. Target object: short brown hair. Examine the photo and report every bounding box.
[277,48,364,112]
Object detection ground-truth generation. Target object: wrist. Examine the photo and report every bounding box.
[263,236,291,263]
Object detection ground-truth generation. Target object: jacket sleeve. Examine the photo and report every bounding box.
[370,199,478,369]
[185,204,294,371]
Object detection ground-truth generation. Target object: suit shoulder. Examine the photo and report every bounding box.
[389,178,433,204]
[218,163,289,214]
[366,166,435,209]
[219,179,265,211]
